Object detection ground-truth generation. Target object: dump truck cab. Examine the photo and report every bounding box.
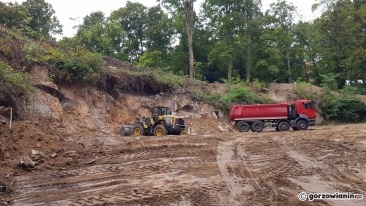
[290,100,316,126]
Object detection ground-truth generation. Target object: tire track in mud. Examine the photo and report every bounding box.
[11,143,223,205]
[231,135,313,205]
[216,141,244,206]
[278,136,366,206]
[215,136,271,206]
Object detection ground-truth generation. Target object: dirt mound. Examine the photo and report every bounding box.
[0,119,72,179]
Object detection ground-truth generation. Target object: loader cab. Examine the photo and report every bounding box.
[151,106,172,122]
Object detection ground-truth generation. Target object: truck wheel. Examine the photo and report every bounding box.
[296,120,309,130]
[154,125,168,137]
[251,121,264,132]
[278,122,290,131]
[237,121,250,132]
[132,125,144,136]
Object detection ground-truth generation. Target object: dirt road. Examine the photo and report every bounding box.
[3,124,366,206]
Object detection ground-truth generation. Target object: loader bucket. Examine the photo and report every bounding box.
[120,125,133,136]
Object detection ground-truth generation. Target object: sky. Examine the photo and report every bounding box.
[1,0,318,38]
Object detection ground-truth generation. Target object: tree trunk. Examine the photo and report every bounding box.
[227,61,233,83]
[287,50,291,82]
[185,0,195,79]
[246,32,252,83]
[188,30,194,79]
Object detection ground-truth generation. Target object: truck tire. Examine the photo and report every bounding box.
[237,121,250,132]
[154,125,168,137]
[251,121,264,132]
[132,125,144,136]
[278,122,290,131]
[296,120,309,130]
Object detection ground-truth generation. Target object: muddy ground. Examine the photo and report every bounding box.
[1,123,365,206]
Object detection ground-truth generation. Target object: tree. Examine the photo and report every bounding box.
[293,21,320,82]
[0,2,30,30]
[22,0,62,38]
[78,12,106,53]
[145,6,174,56]
[158,0,196,79]
[314,0,362,86]
[73,11,127,60]
[110,1,148,61]
[271,0,295,79]
[204,0,262,82]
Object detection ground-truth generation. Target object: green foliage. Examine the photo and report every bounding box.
[208,41,233,70]
[320,73,338,91]
[320,94,366,122]
[127,68,186,89]
[192,83,272,111]
[251,78,265,92]
[149,70,185,88]
[296,81,314,99]
[110,2,148,61]
[0,0,62,40]
[354,86,366,95]
[22,0,62,38]
[23,41,46,63]
[339,86,360,97]
[45,47,104,83]
[224,84,271,104]
[0,60,33,100]
[192,90,229,109]
[0,2,31,31]
[137,51,165,68]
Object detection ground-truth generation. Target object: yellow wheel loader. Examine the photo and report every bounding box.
[120,106,186,137]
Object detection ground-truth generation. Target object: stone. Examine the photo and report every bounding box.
[0,149,4,161]
[20,156,35,169]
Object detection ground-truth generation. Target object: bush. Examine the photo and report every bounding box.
[224,84,272,104]
[320,73,338,91]
[320,94,366,122]
[0,60,32,100]
[192,90,229,109]
[46,47,104,83]
[296,81,314,99]
[149,70,185,88]
[251,78,265,92]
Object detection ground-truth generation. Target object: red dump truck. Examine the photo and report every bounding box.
[229,100,316,132]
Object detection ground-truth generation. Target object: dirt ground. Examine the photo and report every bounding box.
[1,123,365,206]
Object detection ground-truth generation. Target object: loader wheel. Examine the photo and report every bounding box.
[154,125,167,137]
[296,120,309,130]
[251,121,264,132]
[132,125,144,136]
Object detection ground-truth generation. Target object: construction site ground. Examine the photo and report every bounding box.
[1,123,366,206]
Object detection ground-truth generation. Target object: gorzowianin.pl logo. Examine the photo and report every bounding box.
[298,192,364,201]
